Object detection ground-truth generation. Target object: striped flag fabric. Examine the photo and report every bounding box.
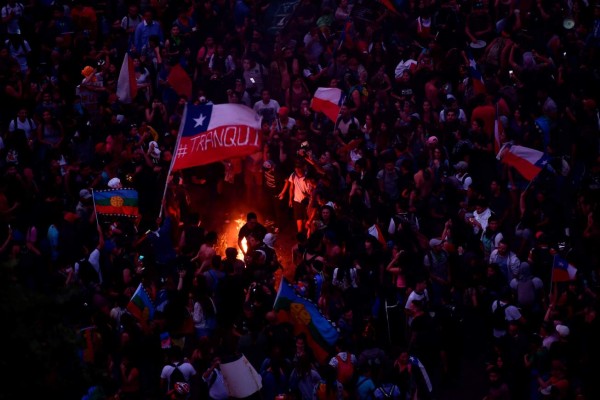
[466,50,486,95]
[171,103,262,171]
[496,144,550,181]
[377,0,403,14]
[93,188,139,218]
[409,356,433,393]
[116,53,137,104]
[274,278,339,364]
[311,87,345,123]
[552,255,578,283]
[127,283,156,322]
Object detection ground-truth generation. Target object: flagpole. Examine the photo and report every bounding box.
[91,188,100,230]
[158,102,188,219]
[549,254,556,300]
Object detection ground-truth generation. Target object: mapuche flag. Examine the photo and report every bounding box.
[171,103,262,171]
[93,188,139,217]
[127,283,156,322]
[274,278,339,364]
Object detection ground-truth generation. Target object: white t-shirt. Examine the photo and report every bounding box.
[8,116,37,140]
[161,361,197,388]
[75,248,102,284]
[202,368,228,400]
[253,99,280,124]
[405,289,429,325]
[288,172,311,203]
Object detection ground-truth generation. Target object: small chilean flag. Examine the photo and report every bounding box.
[497,144,550,181]
[117,53,137,104]
[311,87,345,123]
[552,255,577,283]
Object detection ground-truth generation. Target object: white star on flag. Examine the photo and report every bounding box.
[193,114,206,128]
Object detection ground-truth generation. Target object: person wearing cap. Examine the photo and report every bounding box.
[273,106,296,133]
[453,161,472,191]
[76,188,93,222]
[424,237,450,308]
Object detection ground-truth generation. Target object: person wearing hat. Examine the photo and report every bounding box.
[76,189,93,221]
[273,106,296,133]
[453,161,472,191]
[424,237,450,308]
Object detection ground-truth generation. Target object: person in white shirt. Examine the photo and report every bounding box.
[405,277,429,326]
[467,198,493,238]
[120,4,142,42]
[8,107,37,142]
[202,358,228,400]
[279,161,311,233]
[253,89,280,125]
[453,161,472,191]
[272,106,296,133]
[489,239,521,282]
[75,224,105,286]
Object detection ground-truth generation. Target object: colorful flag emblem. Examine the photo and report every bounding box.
[497,144,550,181]
[116,53,137,104]
[171,103,262,171]
[274,278,339,363]
[93,188,139,217]
[311,87,345,123]
[127,283,156,322]
[552,255,577,283]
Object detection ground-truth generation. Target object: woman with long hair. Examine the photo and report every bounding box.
[286,75,311,117]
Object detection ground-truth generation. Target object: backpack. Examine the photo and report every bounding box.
[169,363,187,391]
[336,353,355,385]
[78,255,99,286]
[516,279,536,308]
[11,117,34,133]
[492,300,509,331]
[375,384,399,399]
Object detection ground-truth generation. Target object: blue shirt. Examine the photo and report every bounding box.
[133,20,164,54]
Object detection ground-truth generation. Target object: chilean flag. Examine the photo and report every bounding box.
[552,255,577,283]
[116,53,137,104]
[497,144,550,181]
[466,49,486,95]
[311,87,345,123]
[171,103,262,171]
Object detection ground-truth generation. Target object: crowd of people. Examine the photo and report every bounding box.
[1,0,600,399]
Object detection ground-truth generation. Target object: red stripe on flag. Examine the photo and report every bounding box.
[127,55,137,100]
[172,125,261,171]
[501,150,541,181]
[95,205,139,216]
[552,268,571,283]
[311,96,341,123]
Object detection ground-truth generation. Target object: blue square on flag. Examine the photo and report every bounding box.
[182,104,213,137]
